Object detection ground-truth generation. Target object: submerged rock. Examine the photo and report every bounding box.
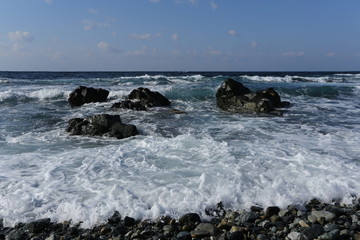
[68,86,109,107]
[128,87,171,107]
[111,100,147,111]
[216,78,290,113]
[66,114,138,139]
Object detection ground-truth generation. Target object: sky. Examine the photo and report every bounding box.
[0,0,359,71]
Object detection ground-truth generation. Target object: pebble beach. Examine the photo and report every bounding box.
[2,198,360,240]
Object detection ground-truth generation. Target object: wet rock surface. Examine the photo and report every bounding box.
[128,87,171,107]
[216,78,290,113]
[68,86,109,107]
[2,199,360,240]
[66,114,138,139]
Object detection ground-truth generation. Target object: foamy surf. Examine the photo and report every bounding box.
[0,71,359,228]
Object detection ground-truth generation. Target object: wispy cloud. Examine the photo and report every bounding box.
[98,42,121,54]
[207,48,222,55]
[210,1,218,10]
[83,19,110,31]
[129,33,152,40]
[8,31,34,42]
[250,41,258,48]
[43,0,53,4]
[88,8,98,14]
[171,33,179,41]
[12,43,24,52]
[327,52,336,57]
[283,51,305,57]
[189,0,199,6]
[227,30,238,37]
[129,33,162,40]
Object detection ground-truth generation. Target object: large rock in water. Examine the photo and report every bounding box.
[68,86,109,107]
[128,87,171,107]
[66,114,138,139]
[216,78,290,113]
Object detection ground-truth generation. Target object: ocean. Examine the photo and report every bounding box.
[0,71,359,228]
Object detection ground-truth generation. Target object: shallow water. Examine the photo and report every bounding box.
[0,71,359,227]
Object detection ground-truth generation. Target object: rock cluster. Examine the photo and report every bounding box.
[67,86,172,139]
[216,78,290,113]
[66,114,138,139]
[111,87,171,111]
[2,199,360,240]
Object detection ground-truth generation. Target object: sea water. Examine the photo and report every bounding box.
[0,71,359,227]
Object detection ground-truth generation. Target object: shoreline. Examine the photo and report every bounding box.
[1,199,360,240]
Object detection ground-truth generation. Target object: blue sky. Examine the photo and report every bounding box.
[0,0,359,71]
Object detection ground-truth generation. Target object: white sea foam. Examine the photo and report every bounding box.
[242,75,345,83]
[0,88,68,102]
[29,88,67,100]
[1,113,360,228]
[242,75,294,82]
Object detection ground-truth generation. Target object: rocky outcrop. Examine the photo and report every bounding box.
[216,78,290,113]
[128,87,171,107]
[66,114,138,139]
[68,86,109,107]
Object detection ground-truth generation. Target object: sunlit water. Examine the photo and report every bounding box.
[0,72,359,227]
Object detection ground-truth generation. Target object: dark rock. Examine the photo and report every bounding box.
[128,87,171,107]
[251,206,264,213]
[6,229,28,240]
[66,114,138,139]
[215,78,289,113]
[179,213,201,226]
[23,218,52,234]
[257,233,270,240]
[228,230,245,240]
[195,223,216,235]
[124,216,136,227]
[176,231,191,240]
[111,100,147,111]
[190,230,210,238]
[68,86,109,107]
[236,211,259,224]
[170,109,187,114]
[301,224,324,240]
[108,211,121,225]
[265,206,281,218]
[318,229,340,240]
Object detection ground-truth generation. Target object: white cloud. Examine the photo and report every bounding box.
[83,19,110,31]
[98,42,121,54]
[171,33,179,41]
[12,43,24,51]
[88,8,98,14]
[129,33,161,40]
[283,51,305,57]
[8,31,34,42]
[327,52,336,57]
[130,33,152,40]
[189,0,199,6]
[250,41,258,48]
[207,48,222,55]
[210,1,218,10]
[43,0,53,4]
[228,30,238,37]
